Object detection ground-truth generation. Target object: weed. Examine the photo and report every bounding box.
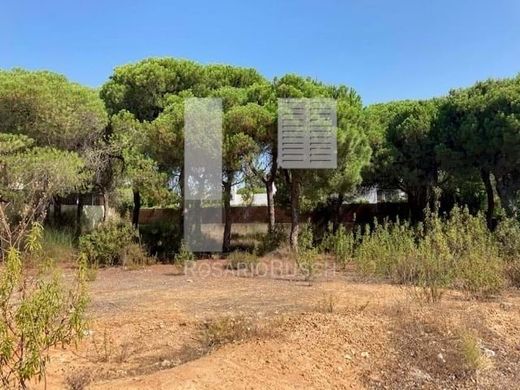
[459,330,484,371]
[295,248,319,284]
[316,293,336,313]
[226,251,259,275]
[201,316,258,349]
[65,369,91,390]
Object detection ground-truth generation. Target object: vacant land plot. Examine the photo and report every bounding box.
[39,256,520,390]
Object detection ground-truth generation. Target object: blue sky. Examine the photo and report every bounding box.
[1,0,519,104]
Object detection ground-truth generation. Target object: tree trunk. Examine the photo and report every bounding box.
[132,190,141,228]
[288,173,301,251]
[407,187,429,223]
[223,173,233,252]
[75,195,83,238]
[480,169,495,230]
[333,194,344,232]
[496,174,520,219]
[266,179,275,233]
[101,191,109,222]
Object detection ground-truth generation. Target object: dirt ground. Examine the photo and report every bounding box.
[38,254,520,389]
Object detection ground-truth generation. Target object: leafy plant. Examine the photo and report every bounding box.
[297,223,314,252]
[174,240,195,273]
[226,251,259,274]
[354,207,506,301]
[295,248,319,284]
[321,224,355,268]
[256,225,287,255]
[79,221,138,266]
[0,224,88,389]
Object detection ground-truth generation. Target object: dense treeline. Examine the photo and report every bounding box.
[1,59,519,253]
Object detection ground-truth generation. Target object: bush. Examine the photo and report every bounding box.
[321,224,355,268]
[0,224,88,388]
[256,225,287,255]
[297,223,314,252]
[121,242,155,268]
[139,219,182,260]
[41,227,77,261]
[226,251,259,274]
[79,221,137,266]
[174,240,195,273]
[495,218,520,287]
[354,207,506,300]
[295,248,319,283]
[201,316,259,349]
[356,218,418,284]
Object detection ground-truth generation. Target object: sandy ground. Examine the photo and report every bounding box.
[37,256,520,389]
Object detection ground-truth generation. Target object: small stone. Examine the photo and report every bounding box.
[187,279,193,283]
[344,354,353,360]
[161,360,171,368]
[437,353,446,363]
[361,351,369,358]
[482,347,496,358]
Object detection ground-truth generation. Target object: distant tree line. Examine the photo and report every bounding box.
[1,59,519,251]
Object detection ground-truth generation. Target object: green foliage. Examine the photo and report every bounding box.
[459,330,484,371]
[0,134,89,249]
[0,69,107,150]
[139,219,182,260]
[256,225,287,255]
[297,223,314,252]
[365,100,438,219]
[436,76,520,219]
[321,223,355,268]
[120,243,155,268]
[295,248,319,283]
[356,219,418,284]
[226,251,259,273]
[174,240,195,268]
[79,221,138,266]
[201,316,259,350]
[495,218,520,287]
[355,207,505,300]
[41,227,77,262]
[0,224,88,388]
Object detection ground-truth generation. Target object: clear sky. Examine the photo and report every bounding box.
[1,0,519,104]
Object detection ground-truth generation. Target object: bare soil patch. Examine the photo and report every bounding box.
[37,256,520,389]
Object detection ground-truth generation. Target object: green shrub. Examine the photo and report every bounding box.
[121,242,155,268]
[41,227,77,262]
[0,224,88,388]
[139,219,182,260]
[319,223,336,253]
[79,221,137,266]
[440,207,503,297]
[297,223,314,252]
[256,225,287,255]
[354,207,506,300]
[227,251,259,274]
[356,219,418,284]
[174,240,195,272]
[495,218,520,287]
[296,248,319,283]
[321,224,355,268]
